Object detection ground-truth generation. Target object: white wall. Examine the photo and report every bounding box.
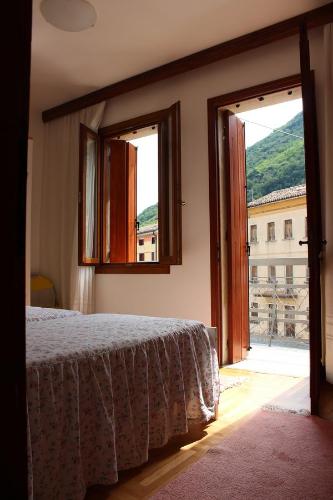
[29,109,44,274]
[96,35,305,325]
[26,139,33,305]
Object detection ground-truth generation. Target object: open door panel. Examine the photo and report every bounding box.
[223,110,249,364]
[300,26,324,414]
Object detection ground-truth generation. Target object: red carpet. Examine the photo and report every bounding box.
[152,411,333,499]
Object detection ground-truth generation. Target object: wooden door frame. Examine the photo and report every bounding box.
[208,73,303,366]
[2,1,32,497]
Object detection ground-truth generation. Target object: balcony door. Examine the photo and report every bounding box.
[208,71,323,414]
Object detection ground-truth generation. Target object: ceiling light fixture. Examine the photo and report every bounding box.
[40,0,97,32]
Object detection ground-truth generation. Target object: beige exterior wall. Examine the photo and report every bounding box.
[137,230,158,262]
[248,196,308,341]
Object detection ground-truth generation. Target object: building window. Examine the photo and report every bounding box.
[151,252,155,261]
[268,265,276,283]
[139,253,145,262]
[250,302,259,323]
[305,306,309,332]
[268,303,278,335]
[250,224,257,243]
[285,305,295,337]
[267,222,275,241]
[305,266,310,284]
[251,265,258,283]
[78,103,182,272]
[284,219,293,239]
[152,236,156,245]
[285,265,293,294]
[285,265,293,284]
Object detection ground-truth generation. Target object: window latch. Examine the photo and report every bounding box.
[135,220,140,231]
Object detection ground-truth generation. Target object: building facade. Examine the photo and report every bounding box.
[247,185,309,344]
[136,223,158,262]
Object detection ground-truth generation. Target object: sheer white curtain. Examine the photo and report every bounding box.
[323,24,333,381]
[85,138,97,258]
[40,102,105,313]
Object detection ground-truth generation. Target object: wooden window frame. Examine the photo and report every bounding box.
[78,103,181,274]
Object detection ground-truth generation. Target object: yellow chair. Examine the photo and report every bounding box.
[31,274,57,307]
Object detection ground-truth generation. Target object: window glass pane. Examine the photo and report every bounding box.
[114,126,159,264]
[268,265,276,282]
[250,224,257,242]
[267,222,275,241]
[84,135,98,259]
[286,264,293,284]
[103,144,111,263]
[128,130,158,263]
[284,219,292,239]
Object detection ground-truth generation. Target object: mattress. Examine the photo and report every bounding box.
[26,312,219,500]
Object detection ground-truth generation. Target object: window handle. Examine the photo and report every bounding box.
[135,220,140,231]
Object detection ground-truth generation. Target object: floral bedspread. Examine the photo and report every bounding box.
[26,313,219,500]
[26,306,82,322]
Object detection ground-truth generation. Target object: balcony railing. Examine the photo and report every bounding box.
[248,258,309,347]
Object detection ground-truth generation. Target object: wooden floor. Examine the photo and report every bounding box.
[86,367,324,500]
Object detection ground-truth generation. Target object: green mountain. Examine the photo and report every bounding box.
[137,203,158,227]
[246,112,305,200]
[137,113,305,223]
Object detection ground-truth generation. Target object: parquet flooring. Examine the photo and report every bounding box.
[86,368,317,499]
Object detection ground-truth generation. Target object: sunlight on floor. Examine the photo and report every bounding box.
[229,343,309,377]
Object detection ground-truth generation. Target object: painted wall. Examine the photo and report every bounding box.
[30,28,333,377]
[26,139,33,305]
[29,108,44,274]
[96,35,305,325]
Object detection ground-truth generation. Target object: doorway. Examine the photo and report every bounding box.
[229,95,309,382]
[208,74,322,413]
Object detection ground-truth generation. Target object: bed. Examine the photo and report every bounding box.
[26,307,219,500]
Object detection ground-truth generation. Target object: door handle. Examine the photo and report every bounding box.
[299,240,327,247]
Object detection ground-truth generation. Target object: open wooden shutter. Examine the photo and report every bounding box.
[102,139,137,263]
[159,101,182,265]
[127,143,137,262]
[224,110,249,363]
[300,24,324,414]
[78,124,100,265]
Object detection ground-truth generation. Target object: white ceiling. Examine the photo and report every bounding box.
[30,0,330,112]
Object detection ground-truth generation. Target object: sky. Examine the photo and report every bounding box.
[128,134,158,215]
[236,98,303,148]
[129,99,303,215]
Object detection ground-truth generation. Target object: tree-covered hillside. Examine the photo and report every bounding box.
[136,112,305,223]
[246,112,305,200]
[137,203,158,227]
